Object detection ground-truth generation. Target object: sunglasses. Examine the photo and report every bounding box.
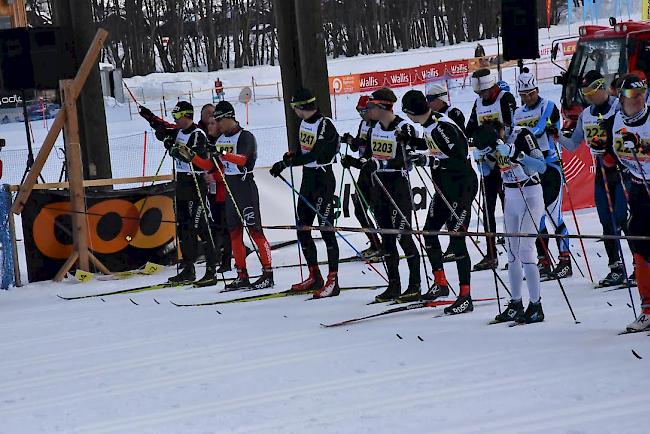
[357,108,369,115]
[426,93,447,102]
[579,78,605,97]
[619,87,648,98]
[518,90,537,98]
[172,110,192,120]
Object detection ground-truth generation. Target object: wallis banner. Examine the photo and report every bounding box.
[21,183,177,282]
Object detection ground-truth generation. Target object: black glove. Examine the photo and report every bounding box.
[395,130,412,147]
[341,133,354,145]
[163,136,175,151]
[270,160,286,177]
[282,151,295,166]
[169,143,195,163]
[361,158,377,173]
[622,131,641,152]
[545,124,559,136]
[340,155,355,169]
[139,105,155,120]
[350,137,366,153]
[409,152,429,167]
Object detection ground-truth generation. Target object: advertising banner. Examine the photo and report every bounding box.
[560,145,596,211]
[21,183,177,282]
[1,184,15,289]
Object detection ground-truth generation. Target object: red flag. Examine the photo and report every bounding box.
[546,0,552,29]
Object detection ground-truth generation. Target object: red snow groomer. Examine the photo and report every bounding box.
[552,18,650,130]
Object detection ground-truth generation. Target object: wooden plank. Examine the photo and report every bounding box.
[8,175,174,192]
[53,251,78,282]
[10,28,109,215]
[89,252,111,275]
[62,79,90,272]
[8,211,22,287]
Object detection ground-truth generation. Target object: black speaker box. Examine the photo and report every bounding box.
[0,27,76,91]
[501,0,540,61]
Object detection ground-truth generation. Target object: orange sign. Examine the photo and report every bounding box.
[562,40,577,56]
[329,74,360,94]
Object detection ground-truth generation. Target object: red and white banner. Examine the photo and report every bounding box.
[561,145,595,211]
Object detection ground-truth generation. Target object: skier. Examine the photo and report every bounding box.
[340,95,382,259]
[269,88,340,298]
[473,121,547,324]
[513,68,572,280]
[355,87,421,303]
[198,103,215,133]
[139,101,217,284]
[599,73,650,332]
[189,101,274,290]
[466,68,517,271]
[554,70,632,287]
[401,90,478,314]
[425,82,466,133]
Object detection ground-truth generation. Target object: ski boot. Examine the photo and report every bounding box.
[625,311,650,332]
[538,257,553,281]
[168,263,195,284]
[313,272,340,299]
[492,299,524,323]
[444,295,473,315]
[627,271,637,287]
[473,256,498,272]
[216,255,232,274]
[290,265,324,292]
[421,283,450,301]
[250,268,274,290]
[225,269,251,291]
[374,279,401,303]
[515,300,545,324]
[396,282,421,303]
[597,264,625,288]
[442,249,466,263]
[194,263,218,287]
[361,246,381,260]
[552,255,572,279]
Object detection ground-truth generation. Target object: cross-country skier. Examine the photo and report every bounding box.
[425,82,466,133]
[555,70,632,287]
[473,122,547,324]
[466,68,517,271]
[190,101,273,290]
[340,95,382,259]
[514,68,572,280]
[599,73,650,332]
[355,87,421,302]
[401,90,478,314]
[139,101,217,284]
[269,88,341,298]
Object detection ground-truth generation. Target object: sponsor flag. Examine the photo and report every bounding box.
[644,0,650,19]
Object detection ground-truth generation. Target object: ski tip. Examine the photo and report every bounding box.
[129,298,138,305]
[631,349,643,359]
[56,294,68,300]
[153,299,160,305]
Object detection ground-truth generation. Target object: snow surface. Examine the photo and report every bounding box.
[2,16,649,434]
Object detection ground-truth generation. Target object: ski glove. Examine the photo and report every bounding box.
[169,143,195,163]
[496,140,515,158]
[269,160,286,177]
[282,151,295,166]
[163,136,175,151]
[340,154,358,169]
[589,136,607,156]
[138,105,155,120]
[361,158,378,173]
[621,131,648,153]
[545,124,559,136]
[341,132,354,145]
[473,147,491,161]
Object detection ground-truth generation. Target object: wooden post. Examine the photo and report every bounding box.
[60,79,90,275]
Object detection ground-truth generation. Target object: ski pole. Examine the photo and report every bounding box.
[478,173,503,313]
[211,157,263,266]
[549,126,594,283]
[597,156,637,318]
[512,177,580,324]
[289,166,304,280]
[399,146,433,293]
[277,173,389,283]
[617,127,650,199]
[414,165,511,299]
[333,142,348,226]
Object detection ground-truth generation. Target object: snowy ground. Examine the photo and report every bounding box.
[2,16,649,434]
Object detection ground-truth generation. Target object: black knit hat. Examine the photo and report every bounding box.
[368,87,397,110]
[172,100,194,120]
[471,123,500,151]
[213,100,236,120]
[401,90,429,116]
[580,70,604,88]
[618,73,647,91]
[290,87,317,110]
